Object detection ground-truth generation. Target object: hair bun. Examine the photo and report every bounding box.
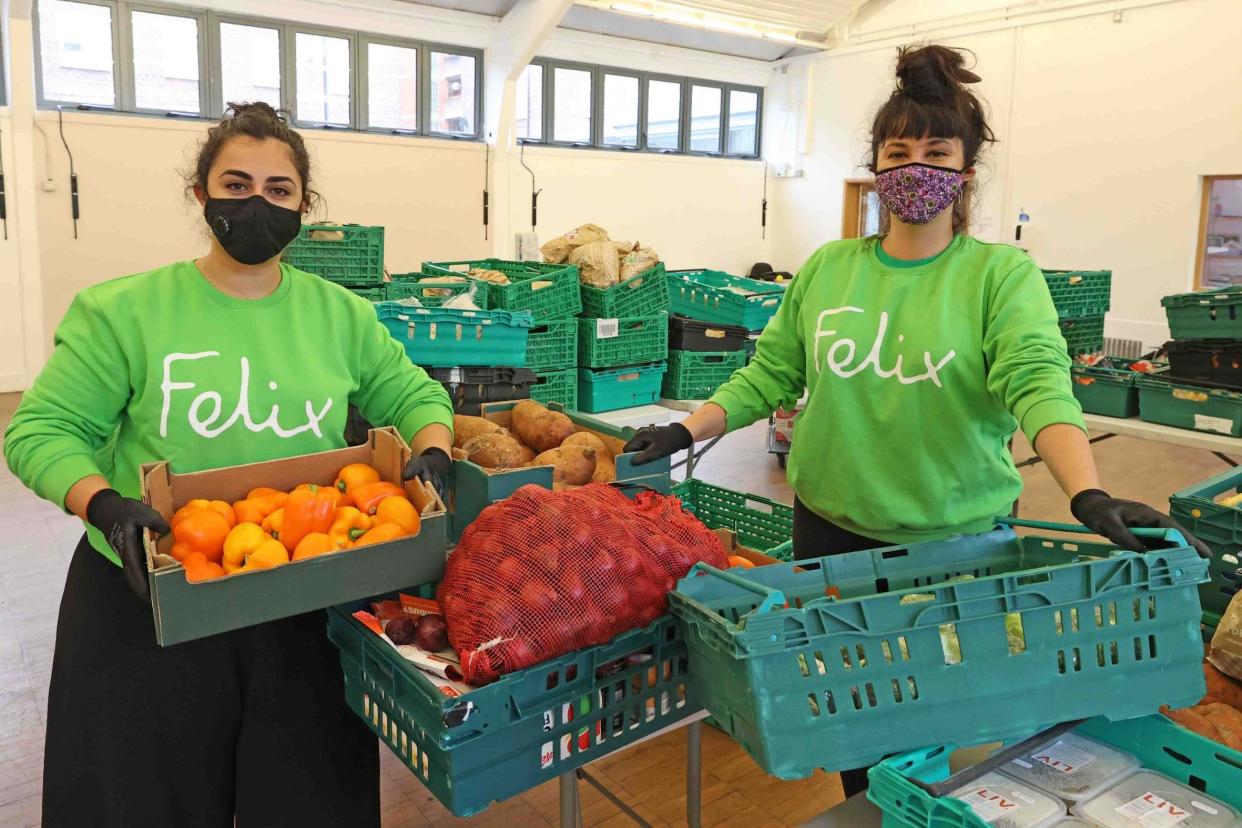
[224,101,287,124]
[895,45,980,103]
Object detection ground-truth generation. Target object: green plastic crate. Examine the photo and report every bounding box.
[579,264,669,318]
[386,275,489,309]
[669,521,1207,780]
[869,714,1242,828]
[529,368,578,409]
[662,350,745,400]
[346,285,386,302]
[1163,286,1242,340]
[422,259,581,320]
[283,223,384,286]
[1070,356,1147,418]
[578,314,669,369]
[667,269,786,331]
[671,479,792,559]
[1170,465,1242,621]
[1043,269,1112,319]
[526,319,577,372]
[328,595,697,818]
[1138,369,1242,437]
[577,363,666,413]
[743,334,759,364]
[1058,314,1105,356]
[374,303,532,368]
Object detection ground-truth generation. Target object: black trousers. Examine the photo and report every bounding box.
[792,498,887,800]
[43,536,380,828]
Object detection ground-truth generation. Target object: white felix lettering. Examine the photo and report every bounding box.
[813,306,956,386]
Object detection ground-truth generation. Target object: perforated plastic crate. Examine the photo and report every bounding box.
[1070,356,1148,418]
[525,318,578,372]
[346,285,386,302]
[529,368,578,409]
[1137,369,1242,437]
[283,223,384,286]
[1058,315,1105,357]
[1170,465,1242,621]
[386,275,489,309]
[578,314,669,369]
[1164,339,1242,388]
[662,349,745,400]
[1163,286,1242,340]
[577,363,666,413]
[666,269,786,331]
[669,521,1207,780]
[422,259,581,320]
[427,367,536,415]
[579,264,669,318]
[374,303,532,368]
[671,479,792,559]
[1043,270,1112,319]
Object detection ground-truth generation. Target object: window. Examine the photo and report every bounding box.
[690,84,722,153]
[38,0,117,106]
[366,42,417,131]
[645,79,680,151]
[601,73,638,148]
[218,22,280,111]
[430,51,476,136]
[727,89,758,156]
[295,32,351,126]
[1197,176,1242,289]
[515,63,543,141]
[131,10,200,113]
[553,66,592,144]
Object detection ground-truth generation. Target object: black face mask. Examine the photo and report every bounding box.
[204,195,302,266]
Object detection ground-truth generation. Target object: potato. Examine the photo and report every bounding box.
[453,415,504,449]
[591,454,616,484]
[516,443,537,465]
[1198,703,1242,750]
[533,446,597,486]
[562,431,609,457]
[462,433,528,469]
[512,401,575,453]
[1163,705,1219,741]
[1203,661,1242,708]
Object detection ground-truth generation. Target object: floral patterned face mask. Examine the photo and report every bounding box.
[873,162,965,226]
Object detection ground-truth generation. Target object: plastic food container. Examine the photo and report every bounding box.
[1074,770,1238,827]
[1005,733,1139,805]
[1046,819,1105,827]
[950,771,1067,827]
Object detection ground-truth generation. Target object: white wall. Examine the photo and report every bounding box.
[766,0,1242,347]
[0,110,27,390]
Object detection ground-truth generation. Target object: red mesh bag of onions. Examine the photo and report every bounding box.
[437,483,727,685]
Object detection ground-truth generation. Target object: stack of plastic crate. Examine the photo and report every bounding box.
[576,265,671,413]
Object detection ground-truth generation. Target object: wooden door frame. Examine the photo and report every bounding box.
[1195,174,1242,290]
[841,178,874,239]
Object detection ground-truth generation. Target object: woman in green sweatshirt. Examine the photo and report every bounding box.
[4,103,453,827]
[626,45,1206,793]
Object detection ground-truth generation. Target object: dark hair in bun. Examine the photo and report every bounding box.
[187,102,318,208]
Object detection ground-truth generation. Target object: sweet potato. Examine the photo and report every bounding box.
[533,446,597,486]
[512,401,575,453]
[591,454,616,484]
[453,415,504,449]
[1163,705,1219,741]
[562,431,609,457]
[462,434,528,470]
[1204,660,1242,707]
[516,442,536,465]
[1198,703,1242,751]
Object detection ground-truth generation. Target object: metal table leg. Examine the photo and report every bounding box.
[687,720,703,828]
[560,770,580,828]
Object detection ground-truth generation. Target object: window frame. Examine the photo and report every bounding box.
[725,84,763,158]
[598,68,642,151]
[33,0,124,110]
[207,12,285,119]
[515,58,550,145]
[124,2,208,116]
[423,42,484,141]
[287,24,357,130]
[687,80,725,156]
[358,35,419,135]
[548,60,596,148]
[641,73,684,154]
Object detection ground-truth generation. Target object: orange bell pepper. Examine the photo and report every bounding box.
[261,508,284,539]
[238,539,290,572]
[328,507,372,549]
[223,522,272,573]
[335,463,381,503]
[171,509,231,565]
[182,552,226,583]
[353,522,407,548]
[292,532,338,561]
[352,482,406,515]
[280,485,339,551]
[293,483,347,509]
[375,496,421,536]
[172,499,236,531]
[232,489,288,526]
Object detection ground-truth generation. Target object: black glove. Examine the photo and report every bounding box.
[403,447,452,503]
[1070,489,1211,559]
[87,488,171,603]
[623,423,693,466]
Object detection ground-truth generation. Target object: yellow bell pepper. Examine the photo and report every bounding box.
[328,507,372,549]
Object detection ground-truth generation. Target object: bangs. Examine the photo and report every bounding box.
[872,97,970,151]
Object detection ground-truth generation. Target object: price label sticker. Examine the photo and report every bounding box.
[596,319,619,339]
[1033,740,1096,774]
[1115,793,1191,825]
[959,787,1021,823]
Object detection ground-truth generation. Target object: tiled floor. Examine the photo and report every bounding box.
[0,389,1236,827]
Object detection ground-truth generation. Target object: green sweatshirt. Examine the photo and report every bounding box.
[710,235,1084,544]
[4,261,454,564]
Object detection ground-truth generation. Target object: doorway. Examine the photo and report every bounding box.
[1197,175,1242,289]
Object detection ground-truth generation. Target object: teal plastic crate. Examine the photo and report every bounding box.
[328,595,697,818]
[868,714,1242,828]
[1137,369,1242,437]
[662,349,745,400]
[386,275,489,309]
[579,264,669,318]
[283,223,384,286]
[1070,356,1149,418]
[578,314,669,369]
[1163,286,1242,340]
[346,285,386,302]
[526,318,577,372]
[1043,269,1112,319]
[422,259,581,320]
[374,303,532,368]
[577,363,666,413]
[669,520,1207,780]
[529,368,578,409]
[672,479,792,559]
[1058,314,1105,356]
[667,269,786,331]
[1170,465,1242,622]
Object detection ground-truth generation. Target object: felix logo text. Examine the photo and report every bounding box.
[813,307,956,386]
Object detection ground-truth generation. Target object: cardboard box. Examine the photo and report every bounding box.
[141,427,447,647]
[450,401,671,540]
[714,528,782,567]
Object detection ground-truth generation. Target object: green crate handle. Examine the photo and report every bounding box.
[684,562,788,615]
[1172,464,1242,501]
[996,516,1187,545]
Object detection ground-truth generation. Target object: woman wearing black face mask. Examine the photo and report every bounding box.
[4,103,454,826]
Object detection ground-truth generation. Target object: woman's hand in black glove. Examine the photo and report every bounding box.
[403,447,453,503]
[1070,488,1212,558]
[623,423,693,466]
[86,488,171,603]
